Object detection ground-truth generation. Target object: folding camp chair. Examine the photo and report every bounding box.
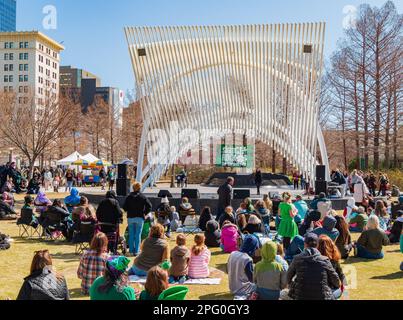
[42,211,67,241]
[17,208,40,239]
[73,221,96,255]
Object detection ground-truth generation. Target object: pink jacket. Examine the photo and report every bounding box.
[221,224,239,253]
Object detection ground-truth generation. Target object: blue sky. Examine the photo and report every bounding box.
[17,0,402,99]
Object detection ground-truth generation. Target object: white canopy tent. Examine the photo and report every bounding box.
[82,153,100,163]
[56,151,83,166]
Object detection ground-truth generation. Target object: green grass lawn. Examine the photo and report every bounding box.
[0,193,402,300]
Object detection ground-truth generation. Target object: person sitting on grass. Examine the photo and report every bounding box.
[205,220,221,248]
[284,235,305,265]
[17,250,70,300]
[129,224,169,277]
[0,194,18,221]
[77,233,109,295]
[156,197,173,238]
[243,214,264,235]
[169,234,190,284]
[353,215,390,260]
[388,210,403,244]
[370,200,390,232]
[227,235,259,299]
[219,206,236,228]
[179,197,193,212]
[334,215,353,259]
[198,206,214,232]
[318,235,346,299]
[188,234,211,279]
[254,241,288,300]
[348,206,368,233]
[236,202,248,216]
[312,214,340,242]
[140,266,169,300]
[72,196,97,224]
[281,233,340,300]
[90,256,135,300]
[221,220,240,253]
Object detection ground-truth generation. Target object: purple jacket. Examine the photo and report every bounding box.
[221,224,239,253]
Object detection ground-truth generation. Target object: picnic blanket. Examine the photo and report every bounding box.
[129,275,221,285]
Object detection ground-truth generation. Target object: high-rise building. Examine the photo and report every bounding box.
[0,0,16,32]
[60,65,101,89]
[0,31,64,105]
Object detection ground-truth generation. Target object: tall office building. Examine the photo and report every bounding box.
[0,0,16,32]
[0,31,64,105]
[60,65,101,88]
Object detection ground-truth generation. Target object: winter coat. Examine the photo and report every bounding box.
[287,248,340,300]
[205,220,221,248]
[123,191,152,219]
[96,197,123,226]
[221,223,239,253]
[312,216,340,241]
[217,182,232,210]
[199,211,214,232]
[17,267,70,300]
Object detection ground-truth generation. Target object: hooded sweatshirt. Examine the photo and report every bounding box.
[285,236,305,263]
[312,216,340,241]
[64,188,81,210]
[205,220,221,247]
[254,242,287,292]
[169,245,190,277]
[221,223,239,253]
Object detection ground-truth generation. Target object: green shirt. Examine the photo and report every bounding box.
[89,276,136,300]
[349,214,368,231]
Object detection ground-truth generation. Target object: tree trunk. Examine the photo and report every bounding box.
[354,75,360,169]
[373,41,381,170]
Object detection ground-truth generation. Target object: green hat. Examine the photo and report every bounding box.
[106,256,131,279]
[160,260,172,271]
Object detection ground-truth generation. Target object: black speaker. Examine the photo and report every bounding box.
[181,189,200,199]
[233,189,251,200]
[316,165,326,181]
[158,190,173,198]
[118,164,128,179]
[116,178,130,197]
[315,181,328,196]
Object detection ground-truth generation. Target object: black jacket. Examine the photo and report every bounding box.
[199,211,214,231]
[96,198,123,225]
[205,220,221,248]
[287,248,340,300]
[123,192,152,219]
[219,212,236,229]
[217,183,232,209]
[17,268,70,300]
[254,171,263,185]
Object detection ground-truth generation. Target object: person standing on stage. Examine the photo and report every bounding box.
[217,177,234,221]
[254,169,263,196]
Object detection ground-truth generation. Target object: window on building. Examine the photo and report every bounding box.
[24,75,28,82]
[10,53,13,60]
[19,86,23,93]
[19,64,23,71]
[19,75,23,82]
[19,53,23,60]
[24,86,28,93]
[24,53,28,60]
[24,42,29,48]
[9,75,13,82]
[19,42,24,49]
[4,53,9,60]
[4,86,8,91]
[24,64,28,71]
[4,76,8,83]
[19,97,23,104]
[4,42,9,49]
[10,64,13,71]
[4,64,8,71]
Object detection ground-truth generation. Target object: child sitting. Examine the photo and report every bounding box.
[17,195,38,228]
[140,266,169,300]
[169,206,181,232]
[205,220,221,248]
[221,220,240,253]
[219,206,236,228]
[349,206,368,233]
[77,233,109,295]
[188,234,211,279]
[169,234,190,284]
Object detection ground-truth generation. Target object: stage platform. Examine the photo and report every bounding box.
[83,184,352,214]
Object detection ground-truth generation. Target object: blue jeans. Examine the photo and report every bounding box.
[128,217,144,255]
[130,264,148,277]
[65,180,73,192]
[356,244,384,259]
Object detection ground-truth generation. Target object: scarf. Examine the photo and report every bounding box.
[255,242,283,273]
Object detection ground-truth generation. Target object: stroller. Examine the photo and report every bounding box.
[97,222,127,255]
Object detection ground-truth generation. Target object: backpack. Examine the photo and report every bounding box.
[0,233,11,250]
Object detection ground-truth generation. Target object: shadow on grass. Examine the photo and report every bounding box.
[51,252,80,262]
[214,263,228,274]
[341,257,375,264]
[199,292,233,300]
[371,272,403,280]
